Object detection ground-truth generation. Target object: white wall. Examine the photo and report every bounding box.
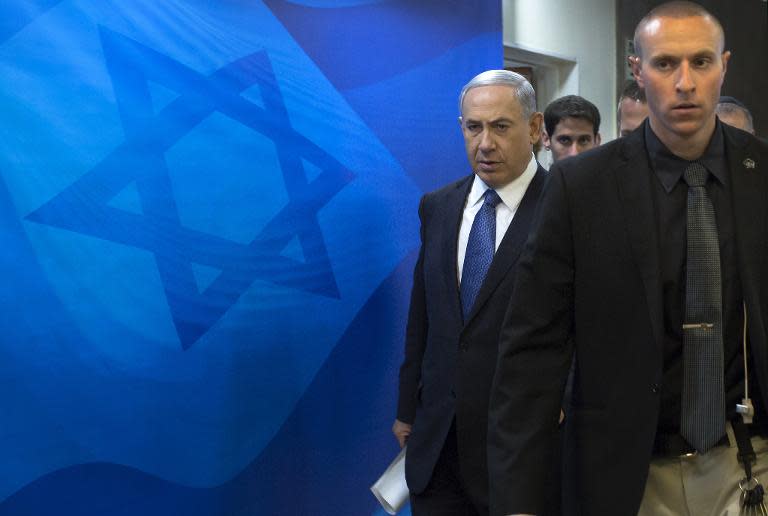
[502,0,618,152]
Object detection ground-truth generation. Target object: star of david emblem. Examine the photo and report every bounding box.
[26,26,354,349]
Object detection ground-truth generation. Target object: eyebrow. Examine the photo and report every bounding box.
[691,50,718,59]
[651,49,718,61]
[464,117,514,124]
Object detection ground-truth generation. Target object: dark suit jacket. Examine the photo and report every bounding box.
[487,122,768,516]
[397,165,547,511]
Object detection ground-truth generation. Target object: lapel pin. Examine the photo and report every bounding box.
[743,158,756,169]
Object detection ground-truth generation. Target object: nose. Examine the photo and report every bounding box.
[566,144,579,157]
[478,128,495,152]
[676,61,695,93]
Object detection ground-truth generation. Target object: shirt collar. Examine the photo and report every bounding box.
[468,152,538,210]
[645,119,727,193]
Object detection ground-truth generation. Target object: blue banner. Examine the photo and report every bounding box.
[0,1,500,514]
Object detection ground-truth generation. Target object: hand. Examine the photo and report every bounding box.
[392,419,412,448]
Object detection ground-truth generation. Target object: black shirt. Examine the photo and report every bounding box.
[645,120,764,436]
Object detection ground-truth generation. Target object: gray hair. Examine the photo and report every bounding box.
[458,70,537,119]
[716,101,755,133]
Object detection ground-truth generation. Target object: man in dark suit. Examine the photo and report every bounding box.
[487,2,768,515]
[393,70,548,516]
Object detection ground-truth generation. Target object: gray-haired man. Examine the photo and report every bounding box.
[393,70,554,515]
[716,95,755,134]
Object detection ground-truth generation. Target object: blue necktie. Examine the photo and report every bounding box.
[680,162,726,453]
[461,189,501,321]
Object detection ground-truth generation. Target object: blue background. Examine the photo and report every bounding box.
[0,1,500,514]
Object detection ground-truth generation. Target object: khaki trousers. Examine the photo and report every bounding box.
[638,426,768,516]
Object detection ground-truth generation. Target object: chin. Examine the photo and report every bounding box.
[477,172,499,187]
[662,119,706,137]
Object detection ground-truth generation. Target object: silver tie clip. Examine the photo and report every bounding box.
[682,322,714,330]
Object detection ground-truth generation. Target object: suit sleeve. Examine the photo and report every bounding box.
[396,194,430,424]
[487,166,576,515]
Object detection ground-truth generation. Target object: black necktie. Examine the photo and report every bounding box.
[680,162,726,453]
[461,189,501,321]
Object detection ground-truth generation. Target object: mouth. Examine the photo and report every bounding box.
[671,102,700,113]
[477,160,500,170]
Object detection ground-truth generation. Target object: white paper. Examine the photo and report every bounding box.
[370,447,409,515]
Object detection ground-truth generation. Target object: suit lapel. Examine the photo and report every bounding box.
[725,127,768,386]
[442,176,473,325]
[614,128,664,353]
[463,165,547,325]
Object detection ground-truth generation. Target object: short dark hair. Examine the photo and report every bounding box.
[619,79,646,104]
[633,1,724,58]
[544,95,601,137]
[617,80,647,126]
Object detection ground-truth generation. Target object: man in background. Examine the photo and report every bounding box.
[716,95,755,134]
[542,95,601,163]
[393,70,550,515]
[617,79,649,136]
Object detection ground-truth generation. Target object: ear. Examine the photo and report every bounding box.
[529,112,544,145]
[629,55,643,87]
[721,50,731,78]
[458,116,463,128]
[595,132,602,146]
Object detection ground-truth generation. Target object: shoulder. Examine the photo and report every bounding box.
[420,174,473,210]
[548,136,637,191]
[722,123,768,153]
[557,137,629,173]
[425,175,473,198]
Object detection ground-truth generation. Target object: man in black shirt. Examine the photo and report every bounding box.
[487,2,768,515]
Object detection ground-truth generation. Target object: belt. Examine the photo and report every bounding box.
[652,432,729,457]
[654,424,767,458]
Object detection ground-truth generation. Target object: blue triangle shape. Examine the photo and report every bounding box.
[241,83,265,109]
[281,235,305,263]
[147,80,180,114]
[190,262,221,294]
[107,181,143,214]
[302,158,323,182]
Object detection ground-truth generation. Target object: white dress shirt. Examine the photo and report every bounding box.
[457,153,538,284]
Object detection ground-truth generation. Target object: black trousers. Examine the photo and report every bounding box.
[410,420,562,516]
[410,421,484,516]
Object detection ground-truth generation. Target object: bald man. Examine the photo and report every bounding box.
[488,2,768,515]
